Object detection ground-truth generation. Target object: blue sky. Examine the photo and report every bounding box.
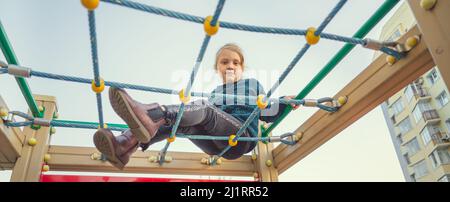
[0,0,405,181]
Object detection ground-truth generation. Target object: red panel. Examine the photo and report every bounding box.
[40,174,252,182]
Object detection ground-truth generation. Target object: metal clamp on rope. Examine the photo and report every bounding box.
[268,136,281,143]
[0,60,8,68]
[363,38,385,50]
[33,118,51,127]
[364,38,399,50]
[7,65,31,78]
[303,99,318,107]
[279,132,297,145]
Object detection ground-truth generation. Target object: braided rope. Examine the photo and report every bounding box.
[27,69,320,107]
[87,11,105,128]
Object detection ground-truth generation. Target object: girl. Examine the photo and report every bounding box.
[93,43,299,169]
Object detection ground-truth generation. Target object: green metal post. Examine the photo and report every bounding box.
[0,21,42,117]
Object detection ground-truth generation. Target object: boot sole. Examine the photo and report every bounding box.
[109,88,151,143]
[93,130,125,170]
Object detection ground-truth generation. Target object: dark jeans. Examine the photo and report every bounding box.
[146,100,256,160]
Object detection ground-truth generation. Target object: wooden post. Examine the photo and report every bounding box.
[254,122,278,182]
[10,95,57,182]
[0,95,24,170]
[407,0,450,89]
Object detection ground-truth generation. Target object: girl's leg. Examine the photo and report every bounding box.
[108,87,255,160]
[145,99,256,160]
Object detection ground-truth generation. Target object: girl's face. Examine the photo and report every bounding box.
[216,49,243,84]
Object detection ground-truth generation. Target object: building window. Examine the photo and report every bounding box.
[404,85,414,103]
[436,91,449,108]
[421,127,432,146]
[398,117,412,135]
[412,105,422,124]
[437,148,450,165]
[413,160,429,179]
[429,148,450,169]
[438,174,450,182]
[412,102,432,124]
[426,69,440,85]
[420,125,441,146]
[429,153,438,168]
[405,137,421,156]
[390,98,404,116]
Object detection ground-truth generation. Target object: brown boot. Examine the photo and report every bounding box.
[93,129,139,170]
[109,87,167,143]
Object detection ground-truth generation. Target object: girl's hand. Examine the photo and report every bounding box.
[284,95,300,110]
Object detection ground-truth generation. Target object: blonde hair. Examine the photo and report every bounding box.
[214,43,245,70]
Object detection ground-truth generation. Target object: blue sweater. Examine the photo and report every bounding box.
[208,78,288,137]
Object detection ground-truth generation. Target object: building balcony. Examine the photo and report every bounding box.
[431,131,450,146]
[413,87,430,99]
[422,109,440,124]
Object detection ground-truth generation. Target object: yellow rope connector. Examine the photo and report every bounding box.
[253,172,259,179]
[215,157,223,165]
[293,132,303,142]
[50,127,56,135]
[201,156,222,165]
[0,107,8,117]
[148,156,158,163]
[251,153,257,161]
[91,78,105,93]
[44,154,51,163]
[97,123,107,129]
[42,164,50,172]
[305,27,320,45]
[203,16,220,36]
[256,94,268,109]
[337,96,348,106]
[406,36,420,50]
[201,157,209,165]
[228,134,238,147]
[90,152,102,160]
[28,138,37,146]
[38,106,45,113]
[167,136,176,143]
[265,159,273,167]
[165,156,173,163]
[420,0,437,10]
[179,88,191,104]
[386,55,396,65]
[81,0,100,11]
